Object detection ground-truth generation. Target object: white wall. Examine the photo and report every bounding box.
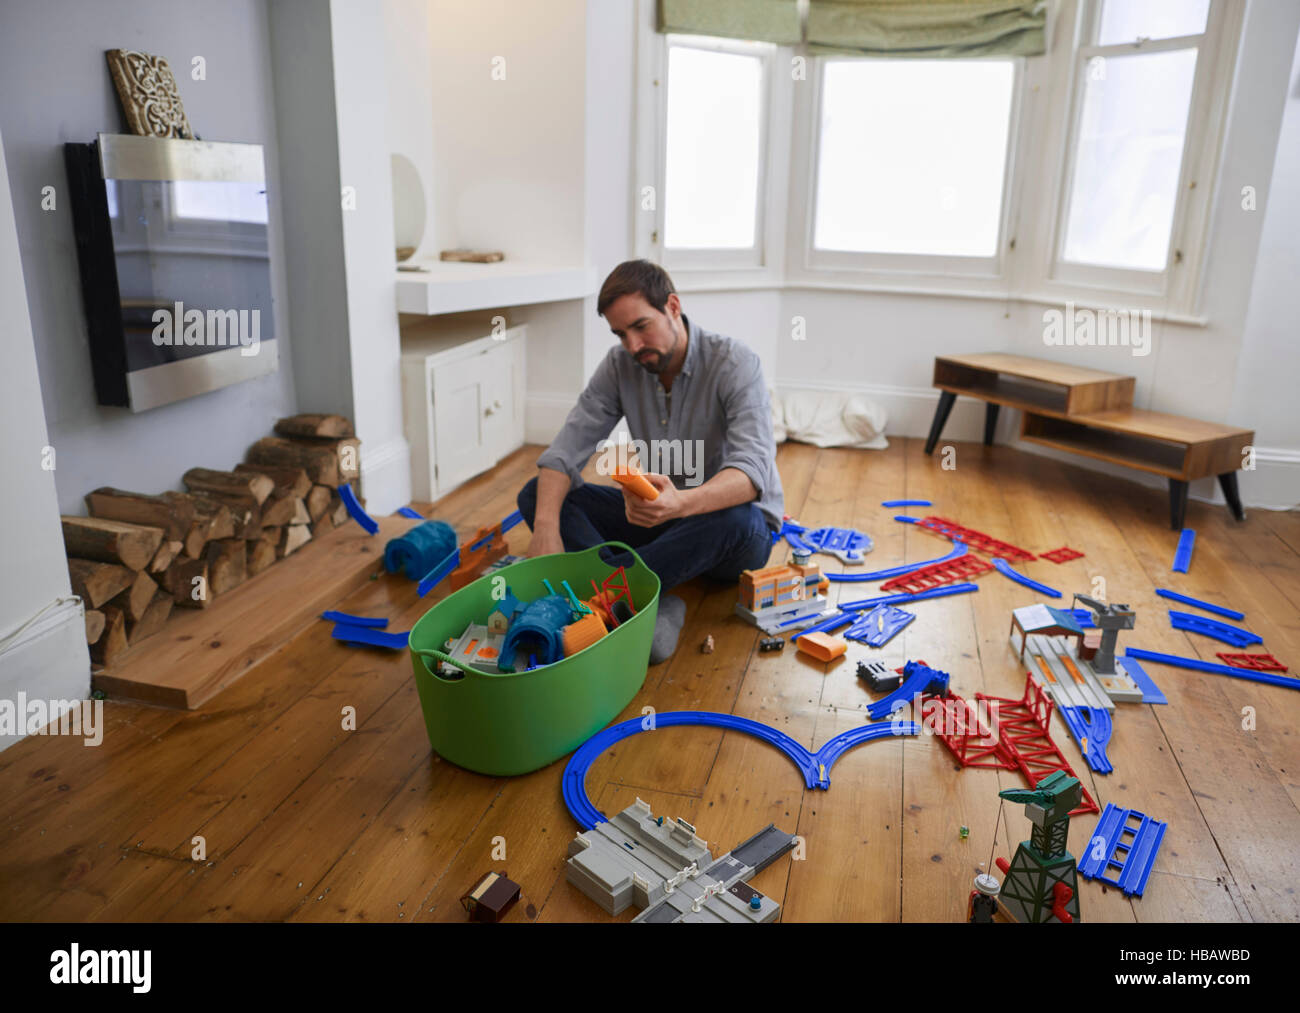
[268,0,354,422]
[581,0,637,381]
[1231,26,1300,508]
[330,0,411,512]
[0,123,90,748]
[383,0,437,263]
[269,0,412,513]
[0,0,300,514]
[427,0,587,266]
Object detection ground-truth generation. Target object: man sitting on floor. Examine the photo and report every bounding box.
[517,259,784,663]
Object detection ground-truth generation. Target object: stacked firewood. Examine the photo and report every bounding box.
[64,414,360,667]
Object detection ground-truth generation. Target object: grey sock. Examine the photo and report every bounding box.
[649,594,687,664]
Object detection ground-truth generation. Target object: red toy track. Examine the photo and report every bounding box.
[1040,546,1084,564]
[879,553,993,593]
[1216,652,1288,673]
[918,673,1098,816]
[916,516,1036,562]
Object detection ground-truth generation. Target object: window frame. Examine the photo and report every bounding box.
[632,0,1242,317]
[1041,0,1242,312]
[795,54,1026,283]
[643,31,778,272]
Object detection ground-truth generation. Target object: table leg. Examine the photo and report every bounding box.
[983,403,1000,447]
[1168,479,1189,531]
[925,391,957,456]
[1217,472,1246,522]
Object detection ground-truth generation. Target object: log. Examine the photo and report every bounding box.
[190,494,236,541]
[125,592,173,643]
[273,413,354,439]
[210,498,260,539]
[247,533,279,576]
[277,524,312,559]
[206,538,248,597]
[309,512,335,539]
[329,493,348,528]
[89,604,128,666]
[67,558,134,609]
[149,540,183,575]
[246,437,339,487]
[305,484,332,522]
[84,609,106,645]
[61,516,163,571]
[85,487,194,542]
[179,520,208,560]
[287,498,311,526]
[164,557,210,609]
[109,569,159,623]
[183,467,274,505]
[234,462,311,500]
[259,493,301,528]
[164,492,233,553]
[281,436,360,486]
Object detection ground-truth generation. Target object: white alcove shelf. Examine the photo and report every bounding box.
[396,259,598,315]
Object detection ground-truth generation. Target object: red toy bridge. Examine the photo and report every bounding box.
[920,673,1098,816]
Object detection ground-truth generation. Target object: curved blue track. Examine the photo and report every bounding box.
[990,557,1061,598]
[338,482,379,535]
[561,711,919,830]
[825,541,968,583]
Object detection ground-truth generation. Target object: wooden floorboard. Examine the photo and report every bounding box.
[1,440,1296,922]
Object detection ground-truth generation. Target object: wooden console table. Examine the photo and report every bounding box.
[924,353,1253,530]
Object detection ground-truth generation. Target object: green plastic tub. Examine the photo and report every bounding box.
[408,541,660,776]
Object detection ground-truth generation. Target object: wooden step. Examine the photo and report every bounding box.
[92,513,410,709]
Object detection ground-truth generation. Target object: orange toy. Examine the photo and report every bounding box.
[562,611,607,656]
[796,631,847,663]
[449,523,511,591]
[611,463,659,501]
[739,562,823,612]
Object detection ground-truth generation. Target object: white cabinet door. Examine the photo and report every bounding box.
[431,350,491,494]
[479,338,525,466]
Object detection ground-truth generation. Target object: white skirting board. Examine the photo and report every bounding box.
[0,597,90,753]
[357,435,412,515]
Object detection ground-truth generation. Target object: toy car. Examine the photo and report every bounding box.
[758,637,785,653]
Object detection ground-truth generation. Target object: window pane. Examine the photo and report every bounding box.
[1098,0,1209,45]
[171,180,269,224]
[813,59,1014,258]
[1062,48,1197,271]
[663,46,762,250]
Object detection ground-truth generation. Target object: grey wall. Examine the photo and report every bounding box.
[0,0,298,513]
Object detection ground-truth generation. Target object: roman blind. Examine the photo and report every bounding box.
[657,0,802,44]
[806,0,1046,57]
[659,0,1047,57]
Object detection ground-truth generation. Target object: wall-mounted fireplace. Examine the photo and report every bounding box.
[63,132,278,412]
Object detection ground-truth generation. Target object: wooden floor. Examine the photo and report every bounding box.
[2,439,1297,922]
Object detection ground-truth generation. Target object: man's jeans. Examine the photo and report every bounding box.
[516,478,773,592]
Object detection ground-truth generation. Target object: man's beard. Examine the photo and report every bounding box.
[636,350,668,373]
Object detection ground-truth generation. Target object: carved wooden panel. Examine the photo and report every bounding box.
[105,49,194,140]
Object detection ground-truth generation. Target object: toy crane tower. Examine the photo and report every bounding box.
[1073,593,1136,675]
[994,770,1082,923]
